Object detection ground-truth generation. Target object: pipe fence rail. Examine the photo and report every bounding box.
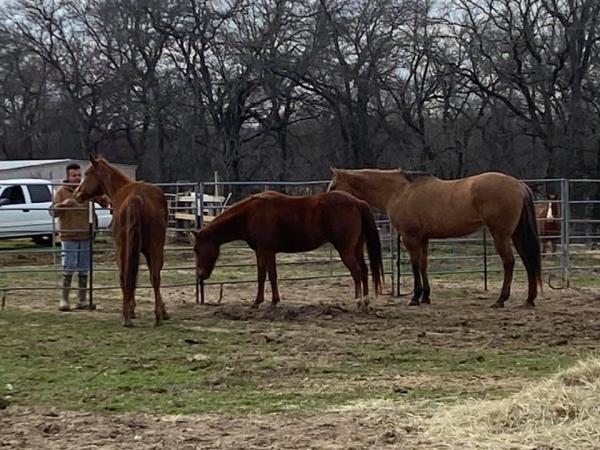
[1,178,599,307]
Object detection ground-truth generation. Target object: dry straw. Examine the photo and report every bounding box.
[338,357,600,449]
[422,357,600,449]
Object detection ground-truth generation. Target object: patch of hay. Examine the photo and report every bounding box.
[421,357,600,449]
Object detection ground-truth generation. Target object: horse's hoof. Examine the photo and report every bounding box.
[250,303,260,309]
[162,312,171,320]
[154,320,163,327]
[408,300,420,306]
[421,298,431,305]
[122,320,134,328]
[490,301,504,308]
[519,302,535,309]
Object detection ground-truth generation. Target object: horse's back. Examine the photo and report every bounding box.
[393,172,525,238]
[245,190,365,252]
[468,172,525,210]
[114,182,168,233]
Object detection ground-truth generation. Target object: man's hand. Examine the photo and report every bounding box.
[96,195,110,208]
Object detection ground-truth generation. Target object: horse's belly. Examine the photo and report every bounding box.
[276,239,322,253]
[425,218,483,239]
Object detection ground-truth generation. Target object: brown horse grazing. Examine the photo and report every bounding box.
[192,190,384,311]
[535,193,561,254]
[329,169,542,308]
[74,156,169,327]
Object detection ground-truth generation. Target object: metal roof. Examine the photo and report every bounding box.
[0,159,71,171]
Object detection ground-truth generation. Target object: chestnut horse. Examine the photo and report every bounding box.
[74,156,169,327]
[535,193,561,254]
[329,169,541,308]
[192,190,384,311]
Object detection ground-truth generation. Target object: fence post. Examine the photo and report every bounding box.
[195,182,203,305]
[87,201,96,310]
[51,184,57,287]
[396,235,401,296]
[389,225,395,296]
[560,179,570,287]
[483,227,488,291]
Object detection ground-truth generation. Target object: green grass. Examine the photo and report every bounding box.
[0,308,588,415]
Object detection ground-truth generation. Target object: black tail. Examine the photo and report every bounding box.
[359,204,384,295]
[123,196,143,294]
[512,184,542,300]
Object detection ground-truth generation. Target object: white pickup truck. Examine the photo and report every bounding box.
[0,178,112,245]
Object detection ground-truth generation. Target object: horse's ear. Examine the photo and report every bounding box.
[330,166,337,173]
[89,154,98,166]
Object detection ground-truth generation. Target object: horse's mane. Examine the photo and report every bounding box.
[201,195,256,232]
[96,157,132,181]
[400,170,432,182]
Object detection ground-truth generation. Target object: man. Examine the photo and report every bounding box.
[50,163,108,311]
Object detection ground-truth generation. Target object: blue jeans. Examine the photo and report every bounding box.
[61,240,91,275]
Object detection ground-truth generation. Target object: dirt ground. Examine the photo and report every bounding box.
[2,276,600,449]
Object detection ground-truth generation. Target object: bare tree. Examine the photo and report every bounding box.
[285,0,404,168]
[71,0,170,179]
[6,0,112,156]
[0,28,50,159]
[449,0,600,177]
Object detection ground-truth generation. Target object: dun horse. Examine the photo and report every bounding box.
[192,191,384,311]
[535,193,561,254]
[329,169,541,308]
[74,156,169,326]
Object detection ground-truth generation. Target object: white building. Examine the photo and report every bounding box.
[0,159,137,182]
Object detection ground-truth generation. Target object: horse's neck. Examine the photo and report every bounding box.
[103,169,132,199]
[206,208,247,245]
[347,172,406,210]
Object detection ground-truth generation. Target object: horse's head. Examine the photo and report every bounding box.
[546,193,559,219]
[328,168,357,196]
[74,155,109,203]
[191,229,220,281]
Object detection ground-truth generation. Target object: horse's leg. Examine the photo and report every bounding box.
[355,242,369,298]
[145,249,168,326]
[338,248,367,312]
[420,240,431,304]
[512,236,537,308]
[264,252,280,306]
[541,236,548,254]
[404,239,423,306]
[117,244,134,327]
[491,233,515,308]
[252,250,267,308]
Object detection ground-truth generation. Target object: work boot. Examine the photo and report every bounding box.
[75,274,88,309]
[59,274,72,311]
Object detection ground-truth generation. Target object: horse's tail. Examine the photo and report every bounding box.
[359,203,384,295]
[513,184,542,297]
[123,195,143,294]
